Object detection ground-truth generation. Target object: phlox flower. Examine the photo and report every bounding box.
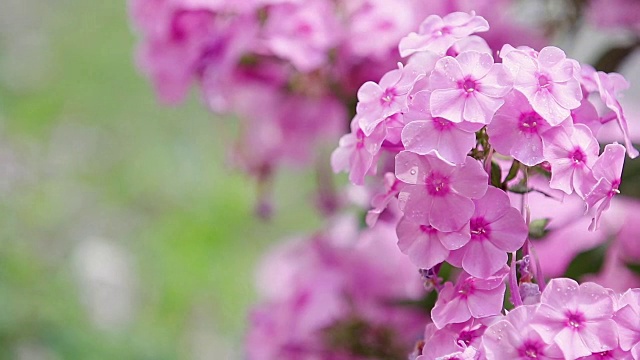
[356,54,436,135]
[501,45,582,125]
[366,172,404,227]
[613,283,640,354]
[396,216,470,270]
[487,90,552,166]
[419,319,490,360]
[446,187,528,279]
[429,51,512,124]
[530,278,618,360]
[483,305,564,360]
[431,270,507,329]
[399,12,489,57]
[263,0,341,72]
[577,347,633,359]
[395,151,488,232]
[542,123,600,198]
[331,115,387,185]
[584,143,626,230]
[402,91,483,164]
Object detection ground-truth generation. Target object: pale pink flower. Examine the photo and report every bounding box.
[429,51,512,124]
[395,151,488,232]
[613,289,640,355]
[402,91,482,164]
[431,270,507,329]
[530,278,618,360]
[419,318,493,359]
[399,12,489,57]
[483,305,564,360]
[585,144,626,230]
[447,187,528,279]
[487,90,552,166]
[396,216,470,270]
[501,45,582,125]
[577,347,633,359]
[542,123,600,197]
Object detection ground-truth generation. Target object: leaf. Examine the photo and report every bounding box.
[491,161,502,188]
[529,218,551,240]
[503,160,520,185]
[563,243,608,279]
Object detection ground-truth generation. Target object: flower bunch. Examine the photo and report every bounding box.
[331,11,640,359]
[128,0,545,202]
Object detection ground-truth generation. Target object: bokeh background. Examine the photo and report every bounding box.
[0,1,325,358]
[2,1,640,359]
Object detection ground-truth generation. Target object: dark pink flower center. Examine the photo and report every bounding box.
[518,340,545,358]
[518,112,543,134]
[296,22,313,35]
[356,130,366,149]
[433,26,451,37]
[569,148,586,165]
[457,279,475,298]
[592,351,614,359]
[419,224,436,234]
[462,78,477,93]
[470,217,491,241]
[457,326,484,346]
[609,179,621,198]
[380,88,397,105]
[433,117,454,132]
[425,172,450,196]
[538,74,551,89]
[565,311,585,330]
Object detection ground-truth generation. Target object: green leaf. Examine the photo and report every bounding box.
[491,162,502,188]
[503,160,520,185]
[563,243,608,279]
[529,218,551,240]
[625,262,640,275]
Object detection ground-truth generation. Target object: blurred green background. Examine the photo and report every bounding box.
[0,1,323,358]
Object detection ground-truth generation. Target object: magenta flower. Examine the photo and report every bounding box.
[418,320,488,359]
[501,46,582,125]
[356,59,432,135]
[396,216,470,270]
[585,144,626,230]
[431,270,507,329]
[402,91,482,164]
[530,278,618,360]
[447,187,528,279]
[542,123,600,197]
[487,90,552,166]
[395,151,488,232]
[399,12,489,57]
[331,115,387,185]
[429,51,512,124]
[484,305,564,360]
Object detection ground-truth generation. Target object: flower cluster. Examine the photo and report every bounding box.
[331,10,640,359]
[128,0,545,203]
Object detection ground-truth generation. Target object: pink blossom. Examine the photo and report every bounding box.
[542,123,600,197]
[419,318,493,359]
[263,1,341,72]
[487,90,552,166]
[331,115,387,185]
[585,144,626,230]
[431,270,507,329]
[429,51,512,124]
[402,91,482,164]
[614,289,640,354]
[530,278,618,360]
[356,55,435,135]
[447,187,528,279]
[399,12,489,57]
[571,98,602,138]
[395,151,488,232]
[366,172,405,227]
[396,216,470,270]
[483,305,564,359]
[501,45,582,125]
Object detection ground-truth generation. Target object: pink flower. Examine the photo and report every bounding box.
[356,59,431,135]
[614,289,640,354]
[447,187,528,279]
[399,12,489,57]
[501,46,582,125]
[395,151,488,232]
[542,123,600,197]
[263,0,341,72]
[483,305,564,359]
[431,270,507,329]
[530,278,618,360]
[487,90,552,166]
[429,51,512,124]
[331,115,387,185]
[402,91,482,164]
[366,172,405,227]
[585,144,626,230]
[396,216,470,270]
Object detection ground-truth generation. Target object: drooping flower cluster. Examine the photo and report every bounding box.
[129,0,546,206]
[331,10,640,359]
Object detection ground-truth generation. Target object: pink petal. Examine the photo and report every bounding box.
[429,192,475,232]
[580,319,618,354]
[396,217,449,269]
[450,157,488,198]
[488,208,528,252]
[554,327,592,360]
[456,50,493,80]
[462,240,507,279]
[430,88,466,123]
